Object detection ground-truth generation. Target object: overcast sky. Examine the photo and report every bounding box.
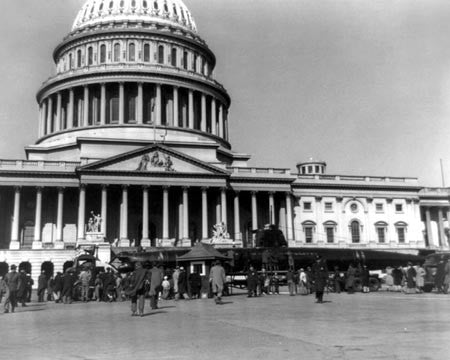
[0,0,449,186]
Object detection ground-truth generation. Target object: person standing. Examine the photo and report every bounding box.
[405,262,417,294]
[444,259,450,294]
[312,256,328,303]
[361,265,370,293]
[17,270,28,307]
[177,267,190,300]
[209,260,226,304]
[298,268,308,295]
[0,275,10,313]
[61,270,76,304]
[246,265,258,298]
[188,270,202,299]
[415,264,426,293]
[149,263,164,309]
[434,256,446,293]
[25,273,34,302]
[392,266,404,292]
[53,272,63,303]
[286,268,295,296]
[79,269,92,302]
[37,270,47,302]
[4,265,20,313]
[172,266,180,300]
[346,264,356,294]
[125,262,149,317]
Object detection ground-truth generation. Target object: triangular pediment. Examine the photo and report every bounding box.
[78,144,229,175]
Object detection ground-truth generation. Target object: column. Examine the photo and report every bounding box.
[83,85,89,127]
[425,207,433,247]
[67,88,74,129]
[251,191,258,247]
[218,103,224,138]
[234,191,241,241]
[120,185,129,245]
[141,186,150,247]
[55,187,64,243]
[173,86,179,127]
[211,98,217,135]
[221,187,227,226]
[188,89,194,129]
[202,187,208,240]
[119,82,125,125]
[77,185,86,240]
[224,109,229,141]
[55,92,62,132]
[46,97,53,134]
[137,82,143,124]
[100,83,106,125]
[178,195,183,242]
[101,185,108,235]
[38,104,44,138]
[438,208,446,248]
[183,187,189,240]
[10,187,21,249]
[156,83,162,126]
[286,192,294,241]
[41,101,48,136]
[162,186,169,240]
[33,187,43,248]
[201,93,206,132]
[269,192,275,225]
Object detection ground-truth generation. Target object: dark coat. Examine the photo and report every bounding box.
[38,274,47,290]
[312,265,328,292]
[54,274,63,292]
[177,270,188,294]
[125,267,149,297]
[361,268,370,287]
[62,273,77,296]
[247,269,258,289]
[17,272,28,298]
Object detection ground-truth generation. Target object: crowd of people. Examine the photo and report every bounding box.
[2,256,450,314]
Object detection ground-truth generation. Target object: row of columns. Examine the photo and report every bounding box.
[39,83,227,140]
[9,186,295,249]
[424,207,450,248]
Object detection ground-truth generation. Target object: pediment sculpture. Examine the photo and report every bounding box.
[136,151,175,172]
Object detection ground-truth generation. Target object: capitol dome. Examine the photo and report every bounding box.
[72,0,197,33]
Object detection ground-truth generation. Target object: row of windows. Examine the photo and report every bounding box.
[303,222,407,244]
[58,41,210,76]
[302,201,404,213]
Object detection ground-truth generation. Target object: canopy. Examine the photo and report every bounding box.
[177,242,230,262]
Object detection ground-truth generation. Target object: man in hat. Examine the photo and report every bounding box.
[209,260,226,304]
[177,266,189,300]
[4,265,20,313]
[149,262,164,309]
[405,262,417,294]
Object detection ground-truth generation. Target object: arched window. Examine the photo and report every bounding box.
[158,45,164,64]
[143,0,148,9]
[129,43,135,61]
[69,53,73,69]
[77,49,82,67]
[100,44,106,63]
[351,221,360,243]
[171,48,177,66]
[87,47,93,65]
[173,4,178,16]
[132,0,136,7]
[164,2,169,12]
[154,1,159,10]
[183,50,188,69]
[99,1,104,11]
[143,44,150,62]
[109,1,114,9]
[114,43,121,62]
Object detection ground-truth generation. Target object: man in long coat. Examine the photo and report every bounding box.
[246,265,258,297]
[209,260,226,304]
[5,265,20,313]
[17,270,28,306]
[125,262,149,316]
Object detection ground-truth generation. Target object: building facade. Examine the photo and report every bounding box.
[0,0,449,283]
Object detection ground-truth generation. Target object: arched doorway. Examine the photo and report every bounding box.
[350,221,361,243]
[0,262,8,277]
[41,261,54,278]
[19,261,32,274]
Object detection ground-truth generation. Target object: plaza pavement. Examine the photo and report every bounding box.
[1,290,449,360]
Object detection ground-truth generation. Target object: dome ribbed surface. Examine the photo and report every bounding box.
[72,0,197,33]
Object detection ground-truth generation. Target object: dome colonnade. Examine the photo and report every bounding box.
[36,0,230,146]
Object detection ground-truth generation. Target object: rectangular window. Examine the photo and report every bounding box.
[375,203,383,212]
[303,202,312,211]
[324,202,333,211]
[377,227,385,243]
[395,204,403,213]
[326,227,334,243]
[397,228,405,243]
[305,227,313,243]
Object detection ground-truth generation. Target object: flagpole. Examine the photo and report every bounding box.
[440,159,446,187]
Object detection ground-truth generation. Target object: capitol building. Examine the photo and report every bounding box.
[0,0,448,280]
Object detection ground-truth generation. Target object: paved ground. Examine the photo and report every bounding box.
[1,290,449,360]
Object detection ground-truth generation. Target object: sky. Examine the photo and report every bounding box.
[0,0,450,186]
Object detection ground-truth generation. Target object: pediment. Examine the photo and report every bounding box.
[79,144,228,175]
